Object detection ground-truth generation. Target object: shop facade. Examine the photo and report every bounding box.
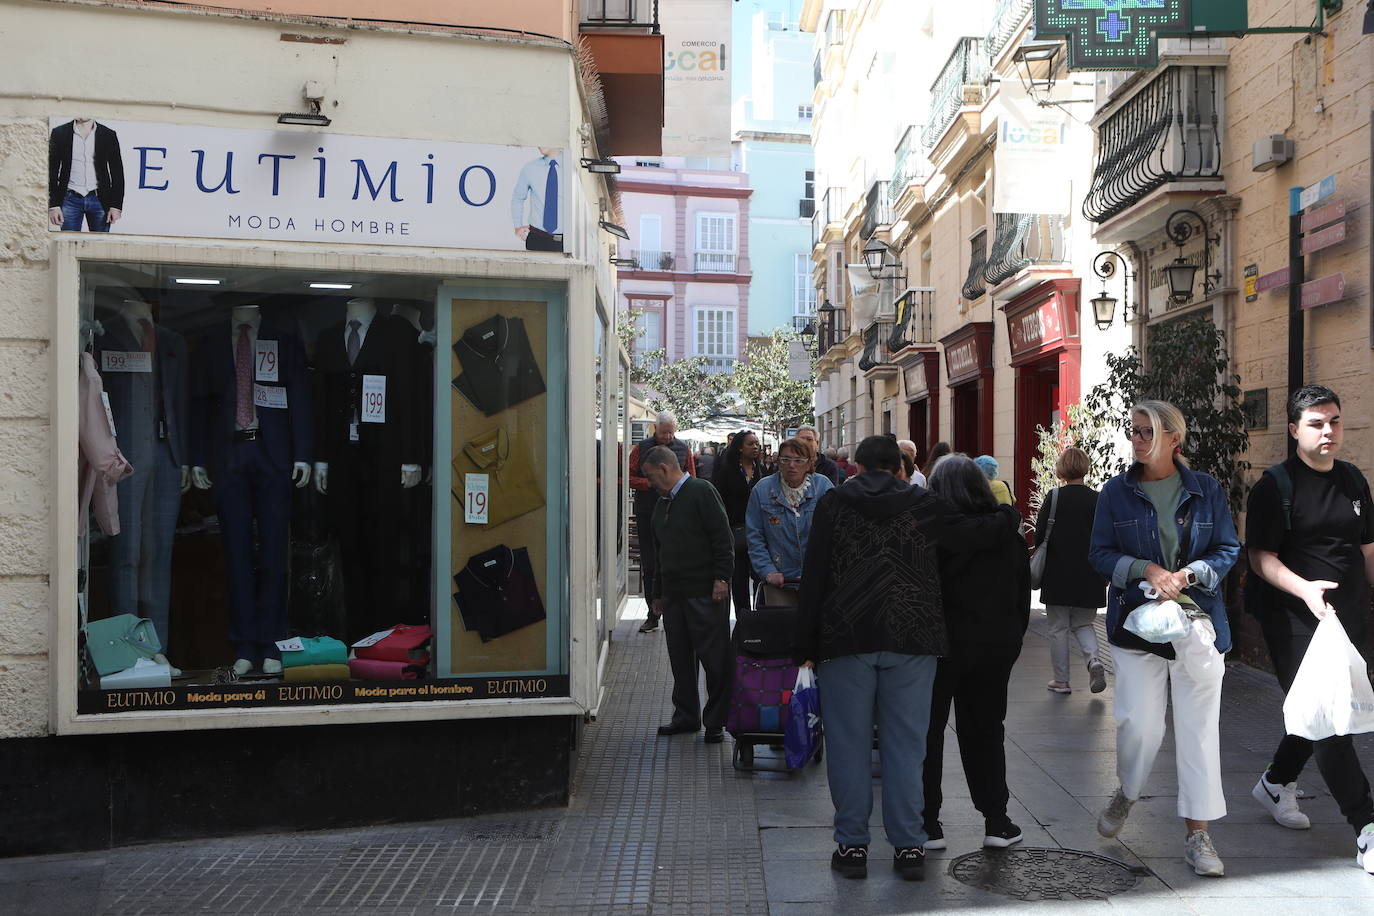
[0,0,637,854]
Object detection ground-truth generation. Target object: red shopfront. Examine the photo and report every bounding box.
[939,322,995,457]
[898,349,940,467]
[1003,279,1082,511]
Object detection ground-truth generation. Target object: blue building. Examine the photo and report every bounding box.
[731,0,816,341]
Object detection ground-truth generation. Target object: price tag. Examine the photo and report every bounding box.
[352,627,397,649]
[275,637,304,653]
[255,339,279,381]
[100,392,117,437]
[464,473,489,524]
[349,421,359,442]
[253,384,288,410]
[101,351,152,373]
[361,374,386,423]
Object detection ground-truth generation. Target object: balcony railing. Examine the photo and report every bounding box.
[792,314,816,334]
[817,307,849,355]
[888,288,935,350]
[631,249,674,271]
[921,37,990,151]
[860,181,892,240]
[962,228,988,301]
[985,0,1032,62]
[580,0,660,30]
[799,198,815,219]
[823,187,847,225]
[983,214,1067,287]
[858,320,895,371]
[823,9,846,47]
[813,48,824,87]
[1083,65,1223,223]
[694,251,737,273]
[811,208,822,247]
[889,125,928,205]
[702,356,737,374]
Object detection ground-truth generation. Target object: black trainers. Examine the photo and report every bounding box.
[830,844,868,879]
[638,615,660,633]
[893,847,926,881]
[924,821,946,851]
[983,819,1024,848]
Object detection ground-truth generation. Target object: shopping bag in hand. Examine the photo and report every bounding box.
[1123,581,1189,643]
[1283,615,1374,741]
[785,667,822,769]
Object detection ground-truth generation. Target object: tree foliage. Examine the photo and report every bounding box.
[638,350,733,430]
[733,328,816,439]
[1028,403,1120,517]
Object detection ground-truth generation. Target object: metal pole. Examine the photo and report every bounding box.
[1287,186,1305,458]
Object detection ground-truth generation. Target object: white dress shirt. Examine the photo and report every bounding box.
[343,309,375,360]
[68,123,99,196]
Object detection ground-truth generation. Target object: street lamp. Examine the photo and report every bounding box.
[1163,209,1221,305]
[816,298,839,355]
[1090,250,1135,330]
[797,318,818,353]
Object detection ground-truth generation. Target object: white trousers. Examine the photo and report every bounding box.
[1111,619,1227,821]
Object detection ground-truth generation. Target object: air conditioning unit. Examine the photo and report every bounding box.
[1252,134,1295,172]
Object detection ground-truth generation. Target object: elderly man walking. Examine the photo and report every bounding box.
[629,413,697,632]
[641,445,735,743]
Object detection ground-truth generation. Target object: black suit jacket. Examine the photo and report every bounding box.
[314,313,423,470]
[190,320,313,475]
[49,121,125,211]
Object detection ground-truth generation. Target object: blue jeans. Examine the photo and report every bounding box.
[61,190,110,232]
[818,652,937,849]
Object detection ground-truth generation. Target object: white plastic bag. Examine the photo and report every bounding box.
[1123,583,1188,643]
[1282,615,1374,741]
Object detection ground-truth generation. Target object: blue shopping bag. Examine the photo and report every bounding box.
[785,667,821,769]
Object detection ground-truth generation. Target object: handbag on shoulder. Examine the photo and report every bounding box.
[1028,487,1059,589]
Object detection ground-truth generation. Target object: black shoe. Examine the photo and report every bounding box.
[638,616,660,633]
[924,821,946,851]
[830,844,868,879]
[704,728,724,744]
[893,847,926,881]
[657,722,698,736]
[983,818,1024,848]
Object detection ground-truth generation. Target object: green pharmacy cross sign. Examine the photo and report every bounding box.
[1034,0,1248,71]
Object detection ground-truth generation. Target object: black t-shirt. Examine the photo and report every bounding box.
[1246,457,1374,632]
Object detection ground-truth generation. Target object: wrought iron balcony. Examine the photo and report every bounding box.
[631,249,673,271]
[962,228,988,301]
[921,37,990,151]
[694,252,737,273]
[799,197,815,219]
[817,306,849,356]
[581,0,660,30]
[823,187,847,224]
[889,125,928,205]
[889,288,936,350]
[983,214,1067,287]
[792,314,816,334]
[813,48,824,87]
[1083,65,1223,223]
[985,0,1032,62]
[860,181,892,240]
[858,320,896,372]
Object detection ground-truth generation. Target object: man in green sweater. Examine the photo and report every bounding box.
[642,445,735,743]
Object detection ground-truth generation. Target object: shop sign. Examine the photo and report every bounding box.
[1300,273,1347,310]
[1244,264,1258,302]
[993,80,1071,216]
[1007,299,1064,358]
[904,363,928,400]
[1242,388,1268,430]
[660,0,732,158]
[946,338,979,380]
[47,117,567,251]
[79,675,571,714]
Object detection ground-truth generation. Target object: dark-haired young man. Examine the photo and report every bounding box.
[1246,385,1374,873]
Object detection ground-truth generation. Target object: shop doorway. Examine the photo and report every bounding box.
[952,383,983,455]
[1015,357,1061,508]
[908,398,929,467]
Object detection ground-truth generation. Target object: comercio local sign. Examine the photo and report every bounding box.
[1033,0,1248,71]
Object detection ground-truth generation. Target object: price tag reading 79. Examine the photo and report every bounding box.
[255,339,279,381]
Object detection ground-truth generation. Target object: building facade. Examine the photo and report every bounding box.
[0,0,659,854]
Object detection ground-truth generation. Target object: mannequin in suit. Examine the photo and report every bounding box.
[191,304,312,676]
[95,297,189,674]
[391,302,434,623]
[314,298,423,642]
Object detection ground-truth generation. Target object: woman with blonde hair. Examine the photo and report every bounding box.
[1088,400,1239,877]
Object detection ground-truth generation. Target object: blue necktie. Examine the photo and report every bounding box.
[542,160,558,233]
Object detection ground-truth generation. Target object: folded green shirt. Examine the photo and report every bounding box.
[280,636,348,668]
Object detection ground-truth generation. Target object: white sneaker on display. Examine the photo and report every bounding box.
[1252,770,1311,829]
[1185,829,1225,877]
[1357,824,1374,874]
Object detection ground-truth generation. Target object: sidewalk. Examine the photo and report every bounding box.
[3,600,1372,914]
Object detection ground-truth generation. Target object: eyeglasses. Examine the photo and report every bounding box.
[777,457,809,466]
[1127,426,1155,441]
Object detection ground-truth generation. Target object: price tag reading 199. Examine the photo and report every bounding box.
[361,374,386,423]
[464,473,489,525]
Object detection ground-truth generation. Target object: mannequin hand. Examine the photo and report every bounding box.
[48,207,63,227]
[401,465,421,488]
[292,462,311,489]
[313,461,328,495]
[191,466,212,490]
[179,466,191,494]
[106,208,122,225]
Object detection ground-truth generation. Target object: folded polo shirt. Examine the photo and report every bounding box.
[451,427,545,528]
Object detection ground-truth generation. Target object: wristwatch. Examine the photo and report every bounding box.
[1183,568,1199,587]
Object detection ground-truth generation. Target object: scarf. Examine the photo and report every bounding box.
[778,474,809,513]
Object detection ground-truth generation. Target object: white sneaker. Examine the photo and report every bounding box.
[1185,829,1225,877]
[1252,771,1311,829]
[1357,823,1374,874]
[1097,788,1134,838]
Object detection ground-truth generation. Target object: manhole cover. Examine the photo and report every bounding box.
[949,847,1146,901]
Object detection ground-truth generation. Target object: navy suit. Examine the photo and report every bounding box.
[191,320,312,663]
[95,317,189,649]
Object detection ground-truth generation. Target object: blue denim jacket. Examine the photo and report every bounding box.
[1088,462,1240,656]
[746,472,834,583]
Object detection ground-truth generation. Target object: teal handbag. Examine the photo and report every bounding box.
[84,614,162,676]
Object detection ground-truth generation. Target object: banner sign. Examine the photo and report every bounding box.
[47,117,566,252]
[993,80,1071,215]
[1035,0,1246,71]
[660,0,732,158]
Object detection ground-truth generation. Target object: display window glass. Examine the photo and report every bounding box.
[76,262,570,715]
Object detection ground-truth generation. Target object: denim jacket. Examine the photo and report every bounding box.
[746,472,834,583]
[1088,462,1240,658]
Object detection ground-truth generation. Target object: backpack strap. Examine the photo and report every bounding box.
[1265,463,1294,532]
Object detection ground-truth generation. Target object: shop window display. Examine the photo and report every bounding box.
[76,263,569,713]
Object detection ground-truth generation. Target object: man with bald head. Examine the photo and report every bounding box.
[628,412,696,631]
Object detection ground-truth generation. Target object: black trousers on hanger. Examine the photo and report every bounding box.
[327,447,405,645]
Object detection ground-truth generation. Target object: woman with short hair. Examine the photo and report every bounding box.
[745,437,832,600]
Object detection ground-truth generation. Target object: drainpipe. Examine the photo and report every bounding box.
[1210,197,1242,384]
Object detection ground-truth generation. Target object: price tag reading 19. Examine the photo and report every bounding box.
[464,473,490,524]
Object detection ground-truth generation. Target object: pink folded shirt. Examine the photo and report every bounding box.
[349,655,430,680]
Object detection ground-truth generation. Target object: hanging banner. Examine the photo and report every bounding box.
[993,79,1071,215]
[47,117,566,251]
[660,0,732,158]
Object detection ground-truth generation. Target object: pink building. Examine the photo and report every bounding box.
[615,160,752,371]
